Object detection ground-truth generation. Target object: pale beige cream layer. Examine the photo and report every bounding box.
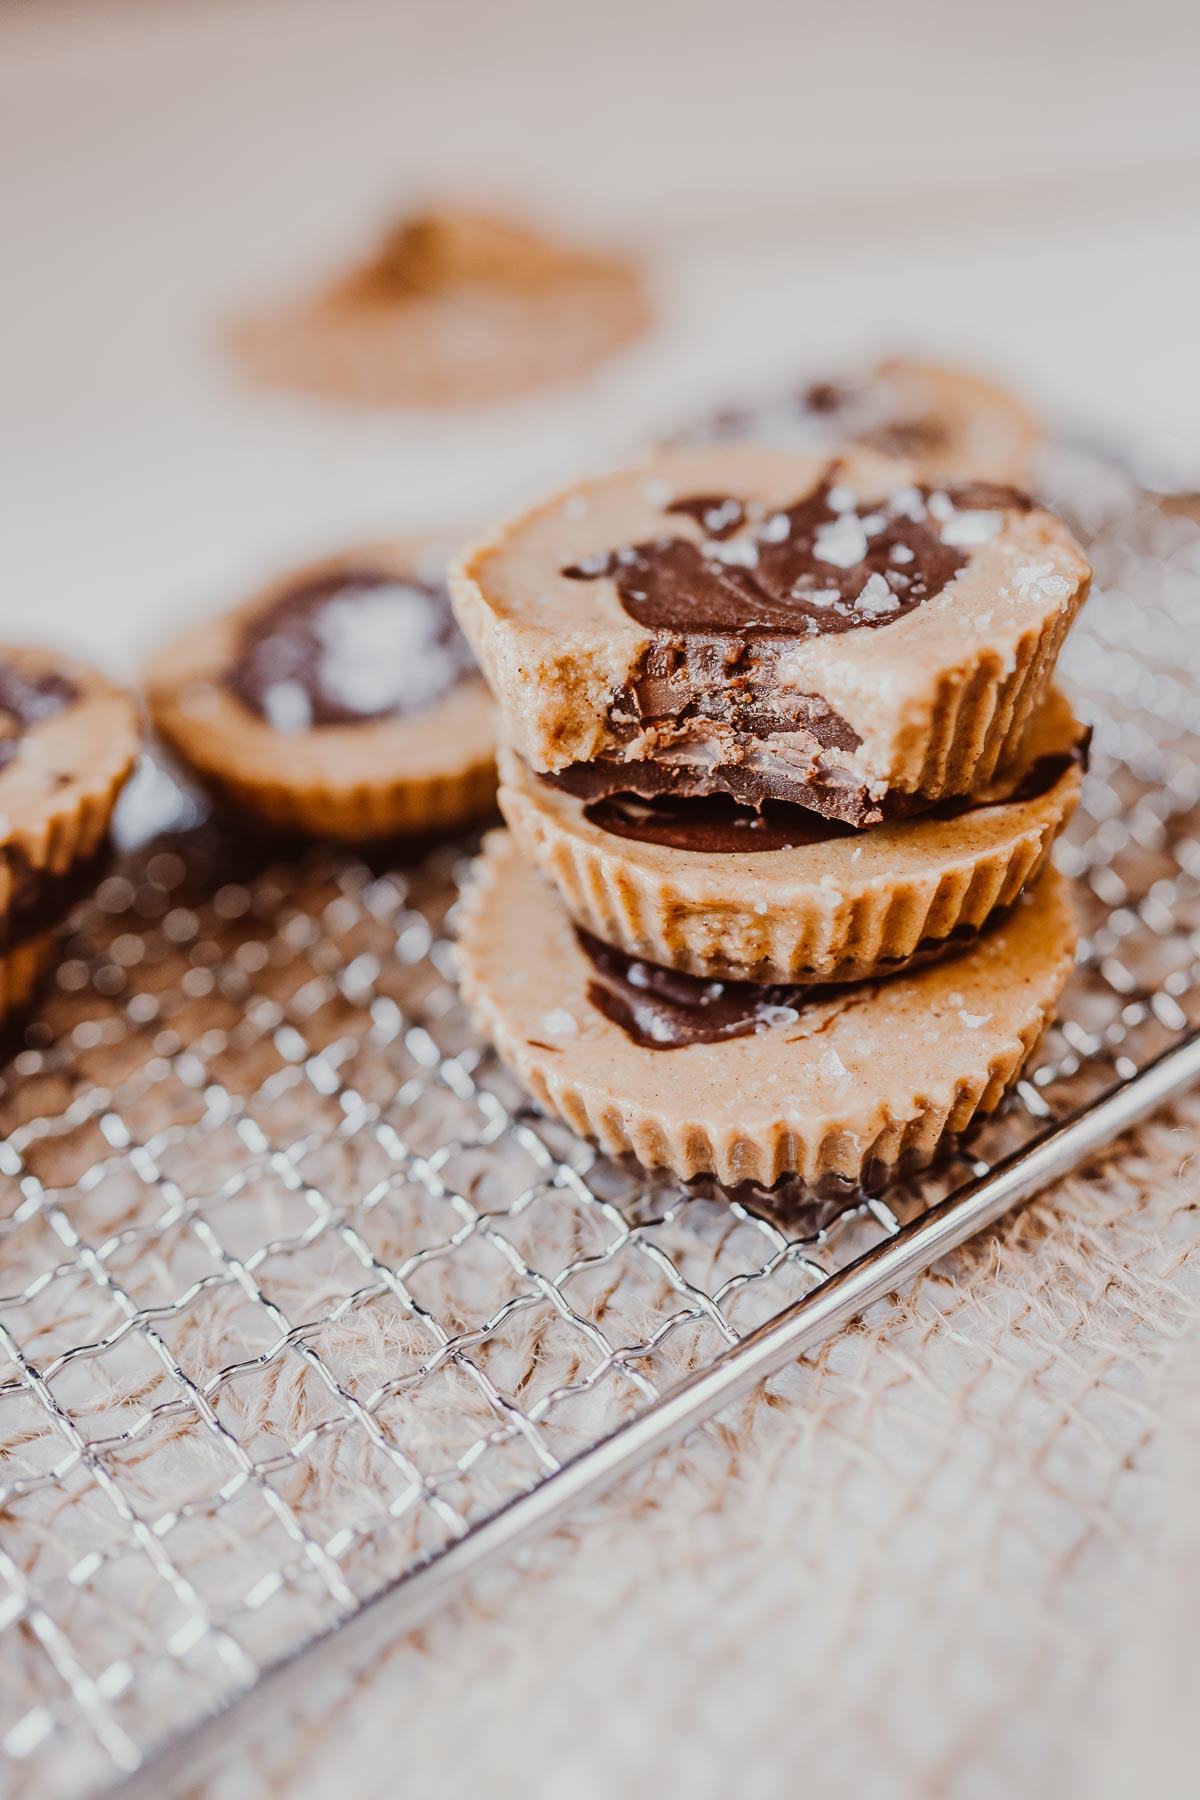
[455,830,1077,1188]
[145,539,496,841]
[0,646,139,918]
[451,444,1090,810]
[498,688,1085,982]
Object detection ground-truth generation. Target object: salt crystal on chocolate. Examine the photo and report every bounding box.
[317,586,460,717]
[262,680,313,734]
[855,573,900,617]
[814,512,870,568]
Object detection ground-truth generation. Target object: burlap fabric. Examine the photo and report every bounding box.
[207,1093,1200,1800]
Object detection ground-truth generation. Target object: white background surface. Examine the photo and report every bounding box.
[2,0,1199,671]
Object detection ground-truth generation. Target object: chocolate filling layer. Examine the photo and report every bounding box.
[0,663,80,774]
[578,927,850,1049]
[548,746,890,825]
[559,473,1033,821]
[584,792,858,853]
[580,731,1090,853]
[0,842,111,951]
[230,567,474,730]
[578,900,1016,1045]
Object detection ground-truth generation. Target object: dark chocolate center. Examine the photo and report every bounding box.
[583,792,858,853]
[229,568,473,730]
[0,663,80,774]
[564,477,1031,639]
[0,842,111,951]
[578,927,848,1050]
[580,730,1089,853]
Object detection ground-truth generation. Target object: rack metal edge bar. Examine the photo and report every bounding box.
[109,1027,1200,1800]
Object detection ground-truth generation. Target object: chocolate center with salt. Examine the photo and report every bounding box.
[230,568,474,732]
[553,472,1035,825]
[578,927,848,1050]
[0,663,80,774]
[565,477,1030,638]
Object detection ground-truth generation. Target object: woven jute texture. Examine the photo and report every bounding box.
[218,1092,1200,1800]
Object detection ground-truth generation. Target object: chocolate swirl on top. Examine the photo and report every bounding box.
[564,476,1032,639]
[230,568,474,731]
[578,927,848,1050]
[0,663,80,774]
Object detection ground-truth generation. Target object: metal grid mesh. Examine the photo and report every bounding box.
[1,445,1198,1798]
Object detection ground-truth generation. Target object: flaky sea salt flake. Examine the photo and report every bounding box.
[889,485,927,523]
[855,573,900,616]
[262,680,313,734]
[814,513,869,569]
[573,551,611,577]
[1014,561,1071,602]
[940,509,1002,548]
[703,498,743,534]
[317,586,459,716]
[641,477,675,509]
[539,1008,579,1045]
[707,535,759,568]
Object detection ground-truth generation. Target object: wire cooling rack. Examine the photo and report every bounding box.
[1,442,1199,1800]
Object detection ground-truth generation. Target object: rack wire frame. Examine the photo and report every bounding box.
[1,443,1199,1799]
